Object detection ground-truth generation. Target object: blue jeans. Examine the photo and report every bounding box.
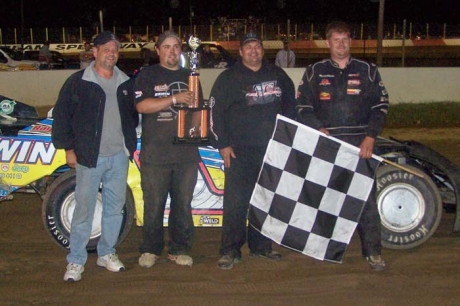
[139,162,197,256]
[67,151,129,265]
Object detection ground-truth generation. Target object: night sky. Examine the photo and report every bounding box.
[1,0,458,28]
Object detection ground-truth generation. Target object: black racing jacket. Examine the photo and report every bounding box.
[52,64,138,168]
[209,59,297,150]
[296,58,389,139]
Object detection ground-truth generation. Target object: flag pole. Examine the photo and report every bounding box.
[382,159,424,178]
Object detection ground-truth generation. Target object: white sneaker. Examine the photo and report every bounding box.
[97,254,125,272]
[168,254,193,267]
[139,253,160,268]
[64,263,84,282]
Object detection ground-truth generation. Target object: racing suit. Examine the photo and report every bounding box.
[296,57,389,257]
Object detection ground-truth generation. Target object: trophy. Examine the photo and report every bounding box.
[174,35,209,144]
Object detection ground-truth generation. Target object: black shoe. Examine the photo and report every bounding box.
[217,255,241,270]
[366,255,386,271]
[250,250,282,261]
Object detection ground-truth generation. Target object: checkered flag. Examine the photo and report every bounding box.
[249,115,382,263]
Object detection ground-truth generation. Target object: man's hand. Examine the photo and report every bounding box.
[219,146,236,168]
[359,136,375,159]
[319,128,330,136]
[176,91,196,107]
[66,150,77,168]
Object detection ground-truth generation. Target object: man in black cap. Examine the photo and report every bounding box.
[53,31,138,282]
[209,32,297,269]
[134,30,203,269]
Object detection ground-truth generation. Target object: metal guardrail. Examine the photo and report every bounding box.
[1,22,460,45]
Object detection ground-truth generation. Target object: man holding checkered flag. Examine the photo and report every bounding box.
[296,21,389,271]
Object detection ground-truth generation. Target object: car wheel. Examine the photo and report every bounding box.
[376,164,443,250]
[41,170,135,251]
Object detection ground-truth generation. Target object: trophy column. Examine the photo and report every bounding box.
[174,36,209,144]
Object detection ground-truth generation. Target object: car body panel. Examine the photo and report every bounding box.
[0,47,39,70]
[1,97,459,248]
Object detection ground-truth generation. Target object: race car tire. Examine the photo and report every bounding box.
[405,141,460,231]
[376,164,443,250]
[42,170,135,251]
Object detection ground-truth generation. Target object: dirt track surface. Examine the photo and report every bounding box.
[1,128,460,306]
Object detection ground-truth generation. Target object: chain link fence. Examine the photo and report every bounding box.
[1,21,460,45]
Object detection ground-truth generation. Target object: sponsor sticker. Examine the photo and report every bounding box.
[0,99,16,115]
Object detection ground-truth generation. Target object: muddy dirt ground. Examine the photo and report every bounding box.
[1,128,460,306]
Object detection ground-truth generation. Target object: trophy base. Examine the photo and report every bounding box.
[173,137,210,145]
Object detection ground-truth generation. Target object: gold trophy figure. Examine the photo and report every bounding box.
[174,35,209,144]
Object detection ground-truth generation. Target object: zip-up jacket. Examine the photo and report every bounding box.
[296,58,389,138]
[52,63,138,168]
[210,58,296,150]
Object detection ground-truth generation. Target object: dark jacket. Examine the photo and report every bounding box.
[52,63,138,168]
[209,58,296,150]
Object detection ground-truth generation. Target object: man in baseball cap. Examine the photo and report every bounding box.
[55,28,137,282]
[93,31,121,47]
[209,30,296,270]
[134,28,202,269]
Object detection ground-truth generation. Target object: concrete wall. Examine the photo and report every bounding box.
[0,68,459,107]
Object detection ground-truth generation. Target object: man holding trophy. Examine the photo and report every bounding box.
[134,30,204,268]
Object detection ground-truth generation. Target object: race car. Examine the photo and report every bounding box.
[1,95,459,251]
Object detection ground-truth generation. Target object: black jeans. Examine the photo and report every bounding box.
[220,146,273,258]
[336,134,383,257]
[357,186,382,257]
[139,162,197,256]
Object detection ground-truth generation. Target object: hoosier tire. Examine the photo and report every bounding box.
[376,164,443,250]
[41,170,135,251]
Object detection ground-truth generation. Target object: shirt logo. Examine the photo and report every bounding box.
[320,79,331,86]
[134,91,143,99]
[319,92,331,100]
[154,84,168,92]
[347,79,360,86]
[347,89,361,95]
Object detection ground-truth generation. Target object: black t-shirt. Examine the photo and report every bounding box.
[134,64,201,165]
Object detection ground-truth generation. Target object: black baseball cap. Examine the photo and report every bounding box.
[93,31,121,47]
[240,32,262,47]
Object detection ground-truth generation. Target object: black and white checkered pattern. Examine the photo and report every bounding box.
[249,115,382,263]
